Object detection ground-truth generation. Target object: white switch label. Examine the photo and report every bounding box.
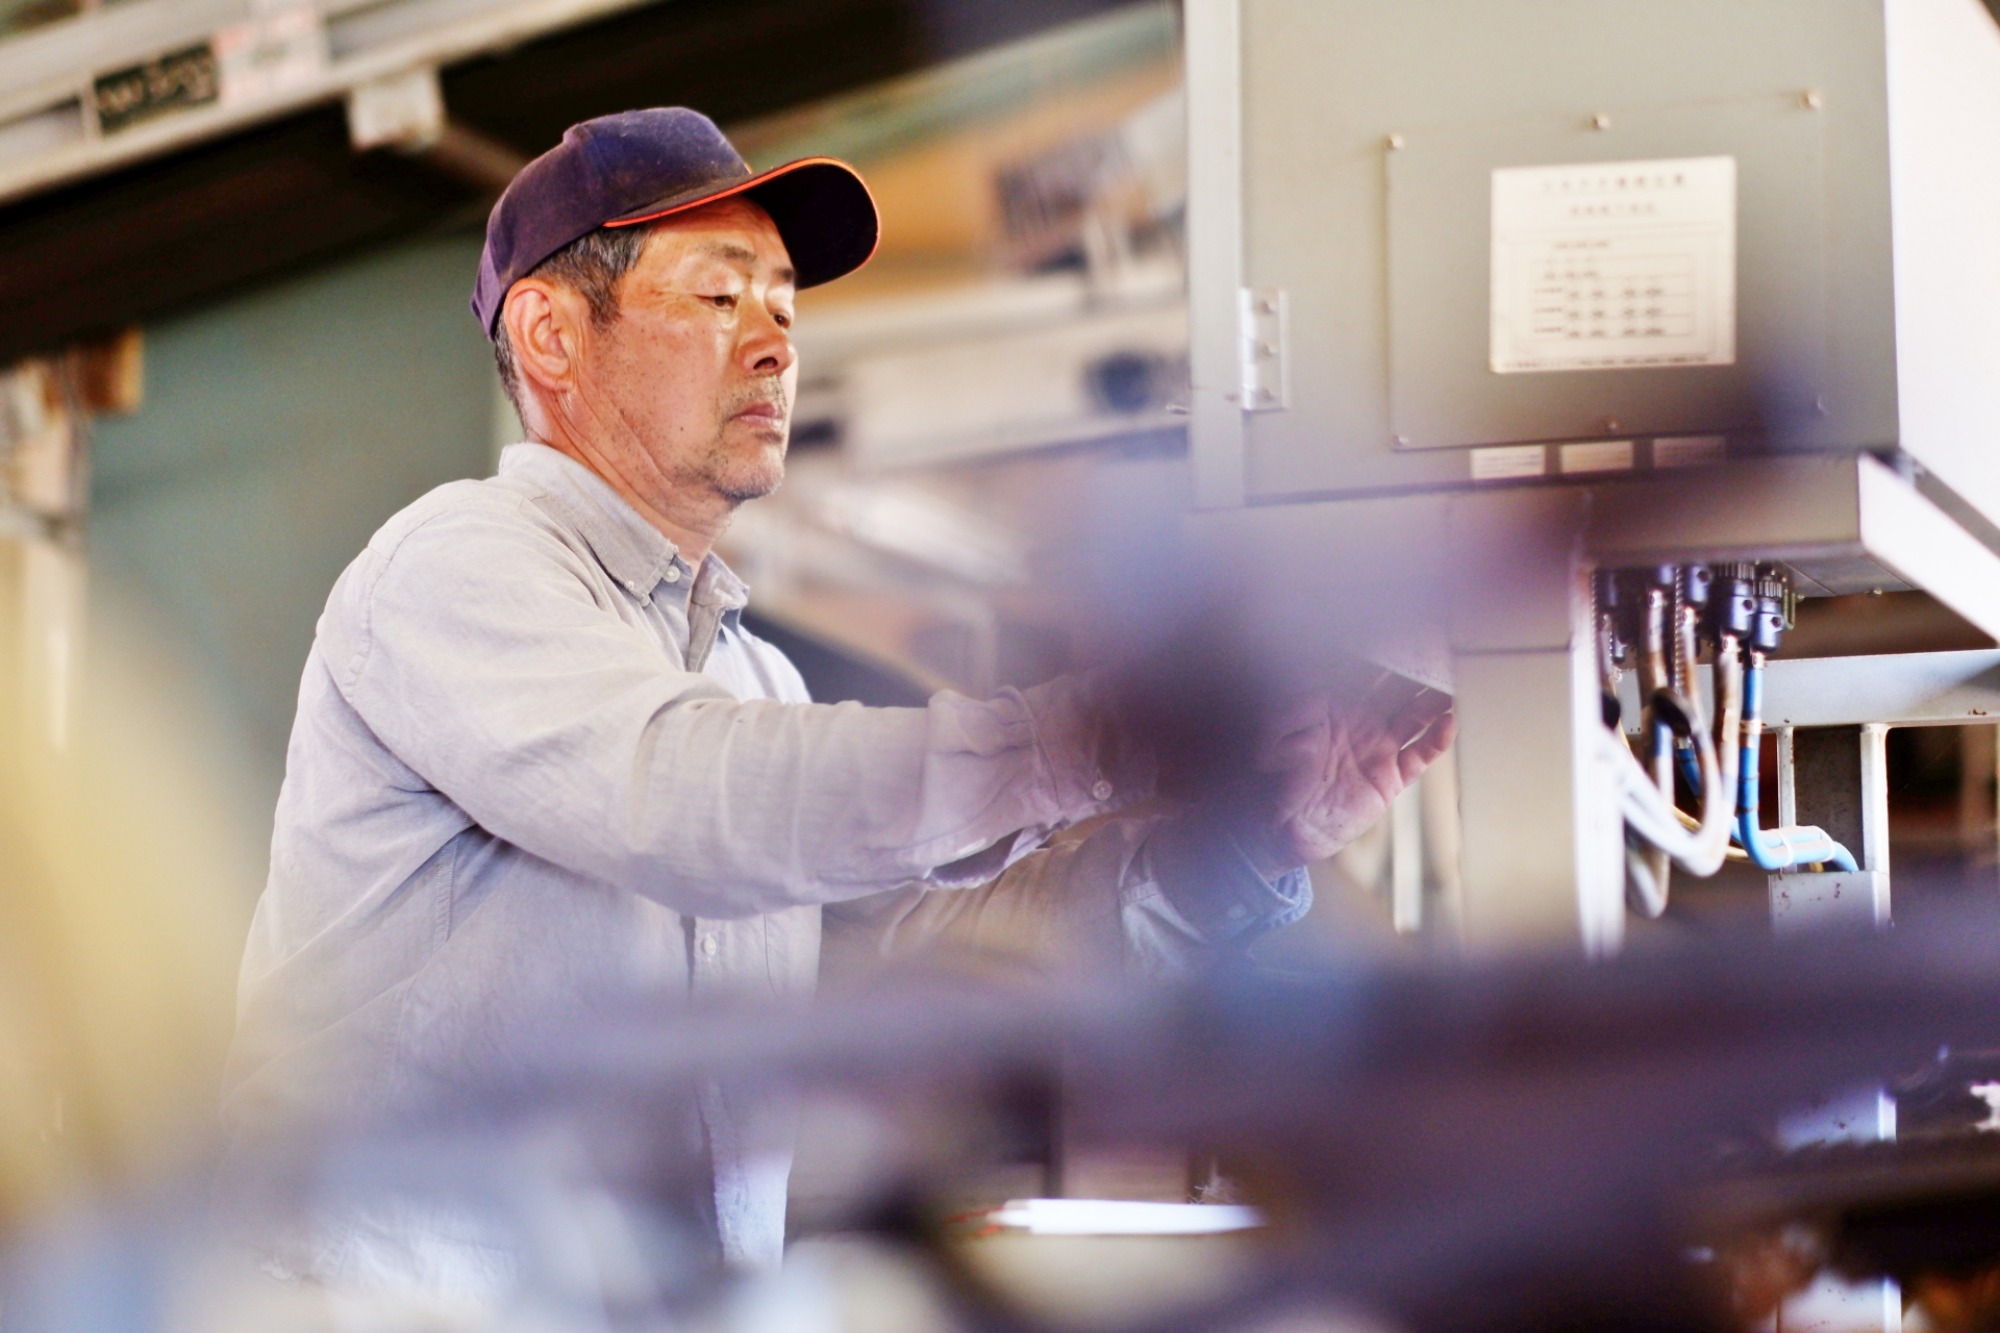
[1490,155,1736,374]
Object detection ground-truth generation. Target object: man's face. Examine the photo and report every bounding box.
[575,198,799,508]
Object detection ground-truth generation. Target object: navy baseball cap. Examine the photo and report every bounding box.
[471,107,879,339]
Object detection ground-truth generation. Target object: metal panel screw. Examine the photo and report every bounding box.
[1591,113,1612,130]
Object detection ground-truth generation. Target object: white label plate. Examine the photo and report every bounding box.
[1559,440,1635,474]
[1653,434,1728,468]
[1469,444,1547,481]
[1490,155,1736,374]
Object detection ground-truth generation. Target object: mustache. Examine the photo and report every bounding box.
[726,381,789,417]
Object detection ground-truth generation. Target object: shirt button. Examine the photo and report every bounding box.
[1091,779,1114,802]
[664,566,683,584]
[700,934,718,958]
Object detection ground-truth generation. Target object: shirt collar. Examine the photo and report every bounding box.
[497,442,750,610]
[690,550,751,615]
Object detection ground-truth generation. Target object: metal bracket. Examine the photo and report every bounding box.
[1238,286,1289,413]
[346,65,443,152]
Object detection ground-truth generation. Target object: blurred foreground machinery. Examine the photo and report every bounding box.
[183,919,2000,1333]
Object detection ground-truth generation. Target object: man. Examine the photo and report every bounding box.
[221,108,1453,1293]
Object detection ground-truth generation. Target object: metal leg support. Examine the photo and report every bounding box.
[1771,732,1898,1331]
[1860,723,1891,876]
[1447,491,1625,954]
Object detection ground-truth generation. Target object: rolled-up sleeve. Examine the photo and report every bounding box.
[319,496,1140,918]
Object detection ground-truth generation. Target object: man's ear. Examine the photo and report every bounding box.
[502,279,590,399]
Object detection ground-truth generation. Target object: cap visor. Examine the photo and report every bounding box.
[604,156,880,289]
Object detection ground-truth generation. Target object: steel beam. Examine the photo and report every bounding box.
[1761,650,2000,728]
[0,0,670,207]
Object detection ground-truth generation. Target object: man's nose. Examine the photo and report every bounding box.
[742,302,795,376]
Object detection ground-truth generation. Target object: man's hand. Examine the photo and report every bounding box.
[1244,674,1456,874]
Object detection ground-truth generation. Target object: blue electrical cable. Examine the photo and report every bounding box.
[1650,717,1676,796]
[1677,744,1702,797]
[1735,657,1860,873]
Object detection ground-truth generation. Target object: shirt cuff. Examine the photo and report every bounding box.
[1019,672,1158,824]
[1145,802,1314,945]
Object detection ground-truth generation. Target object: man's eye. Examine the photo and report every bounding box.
[773,312,793,329]
[706,294,738,309]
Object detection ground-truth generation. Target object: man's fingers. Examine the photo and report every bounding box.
[1413,708,1456,759]
[1383,685,1453,748]
[1397,709,1456,785]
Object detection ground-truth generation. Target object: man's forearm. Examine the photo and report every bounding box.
[821,805,1312,982]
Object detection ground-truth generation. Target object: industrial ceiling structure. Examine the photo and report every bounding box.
[0,0,1144,367]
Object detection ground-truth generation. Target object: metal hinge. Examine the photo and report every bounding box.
[1238,286,1289,413]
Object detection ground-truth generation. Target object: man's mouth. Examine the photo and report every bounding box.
[733,401,786,425]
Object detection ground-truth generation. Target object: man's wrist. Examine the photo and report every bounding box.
[1146,801,1314,944]
[1236,822,1305,880]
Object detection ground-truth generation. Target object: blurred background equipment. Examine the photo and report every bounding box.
[0,547,257,1234]
[0,0,1156,365]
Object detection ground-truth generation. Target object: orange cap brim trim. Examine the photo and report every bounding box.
[602,155,882,281]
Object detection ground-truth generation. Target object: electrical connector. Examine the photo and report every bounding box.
[1709,563,1757,644]
[1678,563,1711,609]
[1750,568,1787,655]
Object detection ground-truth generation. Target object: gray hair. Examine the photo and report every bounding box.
[492,224,654,420]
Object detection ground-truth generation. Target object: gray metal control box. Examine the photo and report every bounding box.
[1187,0,2000,522]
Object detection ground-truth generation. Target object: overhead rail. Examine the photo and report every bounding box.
[0,0,659,205]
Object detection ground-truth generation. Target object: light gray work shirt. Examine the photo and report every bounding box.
[222,443,1306,1294]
